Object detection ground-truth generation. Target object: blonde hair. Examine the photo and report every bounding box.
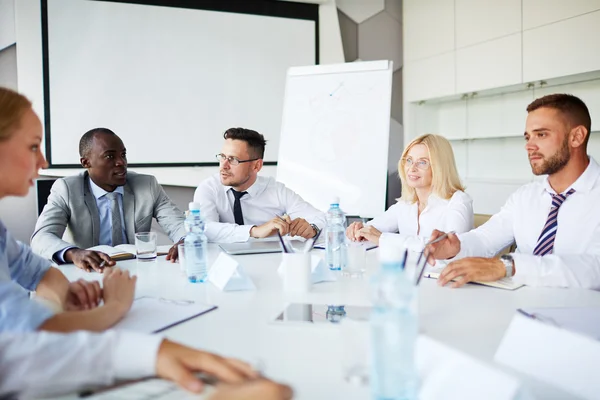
[0,87,32,142]
[398,134,465,204]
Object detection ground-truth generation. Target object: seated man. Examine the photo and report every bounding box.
[428,94,600,290]
[194,128,326,243]
[31,128,187,272]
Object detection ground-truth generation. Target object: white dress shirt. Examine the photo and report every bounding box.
[455,157,600,290]
[369,191,474,252]
[0,330,162,398]
[194,174,326,243]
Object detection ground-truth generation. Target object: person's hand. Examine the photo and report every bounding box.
[250,218,290,238]
[346,222,364,241]
[209,379,294,400]
[438,257,506,288]
[166,238,184,263]
[65,249,115,273]
[102,267,136,316]
[425,229,461,265]
[289,218,316,239]
[357,225,382,244]
[65,279,102,311]
[156,340,260,393]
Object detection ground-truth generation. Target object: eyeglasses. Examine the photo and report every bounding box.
[216,153,260,166]
[403,158,430,170]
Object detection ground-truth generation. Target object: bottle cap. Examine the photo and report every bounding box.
[330,196,340,206]
[188,202,201,212]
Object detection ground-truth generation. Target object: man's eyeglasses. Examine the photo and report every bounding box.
[216,153,260,166]
[403,158,430,170]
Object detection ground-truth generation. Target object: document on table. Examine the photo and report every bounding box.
[113,297,217,333]
[519,307,600,340]
[423,271,524,290]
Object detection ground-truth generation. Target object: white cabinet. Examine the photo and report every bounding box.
[523,0,600,30]
[523,10,600,82]
[403,0,454,62]
[404,52,455,102]
[455,0,521,48]
[467,90,534,139]
[456,33,522,94]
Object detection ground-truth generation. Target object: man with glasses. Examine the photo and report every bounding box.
[194,128,325,243]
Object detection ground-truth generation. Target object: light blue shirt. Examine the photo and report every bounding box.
[88,178,127,246]
[0,219,54,332]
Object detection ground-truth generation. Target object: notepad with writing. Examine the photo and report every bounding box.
[424,271,524,290]
[113,297,217,333]
[87,244,173,260]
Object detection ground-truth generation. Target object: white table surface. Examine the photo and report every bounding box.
[56,245,600,400]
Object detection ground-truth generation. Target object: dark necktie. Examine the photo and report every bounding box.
[232,190,248,225]
[532,189,575,256]
[106,192,125,246]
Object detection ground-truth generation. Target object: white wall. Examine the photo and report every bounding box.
[0,0,15,51]
[403,0,600,215]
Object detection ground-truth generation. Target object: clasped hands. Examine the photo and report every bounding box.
[250,214,316,239]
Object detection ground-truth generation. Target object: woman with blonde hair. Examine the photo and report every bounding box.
[346,134,473,250]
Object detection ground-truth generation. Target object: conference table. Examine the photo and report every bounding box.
[56,244,600,399]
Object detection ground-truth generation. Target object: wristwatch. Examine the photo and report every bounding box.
[499,254,514,278]
[310,223,320,238]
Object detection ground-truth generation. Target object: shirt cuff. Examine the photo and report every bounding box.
[53,247,77,264]
[510,253,538,287]
[113,332,164,380]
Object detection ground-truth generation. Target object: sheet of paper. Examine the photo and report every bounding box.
[423,271,524,290]
[112,297,216,333]
[520,307,600,340]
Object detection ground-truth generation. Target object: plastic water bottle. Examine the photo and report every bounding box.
[184,202,208,283]
[370,240,418,400]
[325,197,347,271]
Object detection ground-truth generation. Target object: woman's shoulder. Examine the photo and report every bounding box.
[448,190,473,205]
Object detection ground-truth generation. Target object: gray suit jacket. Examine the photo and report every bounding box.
[31,171,186,261]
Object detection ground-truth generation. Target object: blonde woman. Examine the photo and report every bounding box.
[346,134,474,251]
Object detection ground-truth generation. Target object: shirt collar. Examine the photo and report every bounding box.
[88,177,124,200]
[542,156,599,195]
[222,175,268,198]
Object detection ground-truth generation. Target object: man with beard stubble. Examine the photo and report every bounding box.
[426,93,600,289]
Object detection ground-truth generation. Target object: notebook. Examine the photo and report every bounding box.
[219,240,304,255]
[88,244,173,261]
[113,297,217,333]
[423,271,524,290]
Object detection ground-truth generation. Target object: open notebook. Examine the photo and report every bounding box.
[88,244,173,261]
[423,271,524,290]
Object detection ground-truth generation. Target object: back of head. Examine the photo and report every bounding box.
[0,87,32,142]
[223,127,267,159]
[79,127,117,158]
[527,93,592,147]
[398,134,465,203]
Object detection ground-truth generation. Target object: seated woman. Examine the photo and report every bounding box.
[346,134,473,251]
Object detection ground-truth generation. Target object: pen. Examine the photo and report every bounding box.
[414,231,455,285]
[277,231,289,253]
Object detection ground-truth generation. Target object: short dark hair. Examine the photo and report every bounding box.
[527,94,592,146]
[79,127,116,157]
[223,127,267,159]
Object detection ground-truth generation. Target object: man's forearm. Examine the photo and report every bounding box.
[38,303,126,333]
[35,267,70,308]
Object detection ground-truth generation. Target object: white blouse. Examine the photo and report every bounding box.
[368,190,474,252]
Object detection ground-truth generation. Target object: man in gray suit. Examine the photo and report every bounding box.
[31,128,186,272]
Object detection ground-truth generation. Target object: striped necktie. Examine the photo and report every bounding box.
[532,189,575,256]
